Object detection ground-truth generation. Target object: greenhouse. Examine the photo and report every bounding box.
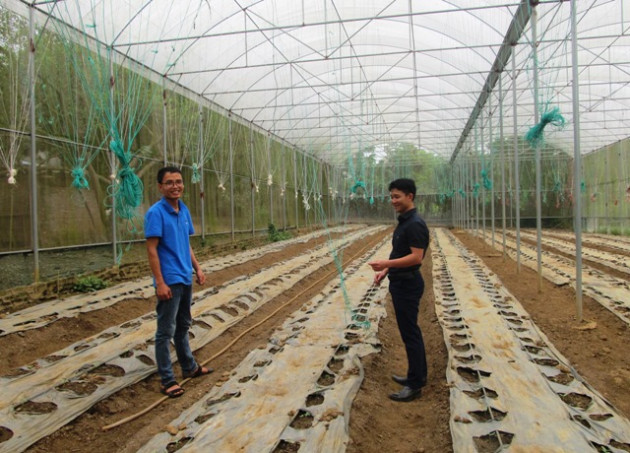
[0,1,629,452]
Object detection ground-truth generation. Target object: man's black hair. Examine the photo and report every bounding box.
[388,178,416,200]
[157,166,182,184]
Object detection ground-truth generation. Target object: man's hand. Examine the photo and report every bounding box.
[374,269,388,286]
[368,260,388,272]
[195,269,206,286]
[156,282,172,300]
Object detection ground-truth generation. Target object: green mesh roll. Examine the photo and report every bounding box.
[525,106,566,148]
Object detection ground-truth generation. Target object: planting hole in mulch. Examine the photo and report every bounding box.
[589,413,613,422]
[456,366,490,383]
[327,357,344,373]
[317,370,336,386]
[0,426,13,443]
[166,436,192,453]
[136,354,155,366]
[89,364,126,377]
[194,413,216,425]
[43,354,67,363]
[56,380,98,396]
[546,372,574,385]
[306,392,325,407]
[463,387,498,400]
[15,400,58,415]
[289,409,314,429]
[473,430,515,453]
[469,407,507,422]
[272,440,301,453]
[560,392,593,410]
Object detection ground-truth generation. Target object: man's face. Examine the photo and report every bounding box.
[390,188,414,213]
[158,171,184,201]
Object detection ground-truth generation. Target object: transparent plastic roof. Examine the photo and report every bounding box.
[15,0,630,163]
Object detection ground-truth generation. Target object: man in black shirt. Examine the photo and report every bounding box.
[369,178,430,402]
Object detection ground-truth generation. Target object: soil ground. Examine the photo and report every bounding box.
[1,227,629,452]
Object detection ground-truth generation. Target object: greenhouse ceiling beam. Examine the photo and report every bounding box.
[167,30,628,77]
[169,44,502,77]
[450,0,532,164]
[202,70,494,96]
[113,3,520,48]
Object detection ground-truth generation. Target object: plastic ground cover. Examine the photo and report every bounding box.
[432,227,630,452]
[482,232,630,327]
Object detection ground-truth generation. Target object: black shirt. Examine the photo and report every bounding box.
[388,208,430,276]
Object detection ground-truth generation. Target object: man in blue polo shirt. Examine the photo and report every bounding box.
[145,166,211,398]
[369,178,430,402]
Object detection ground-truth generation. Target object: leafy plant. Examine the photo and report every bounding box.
[73,275,108,293]
[268,223,291,242]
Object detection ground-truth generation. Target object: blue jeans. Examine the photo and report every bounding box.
[155,283,198,386]
[389,274,427,389]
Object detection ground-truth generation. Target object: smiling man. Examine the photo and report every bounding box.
[368,178,430,402]
[144,166,212,398]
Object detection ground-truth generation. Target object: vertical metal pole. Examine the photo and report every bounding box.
[499,75,507,260]
[512,49,521,273]
[605,147,610,234]
[468,152,473,232]
[282,145,287,230]
[28,7,39,282]
[474,128,480,236]
[489,96,496,247]
[250,125,255,237]
[294,148,299,230]
[109,57,118,266]
[229,117,235,241]
[199,104,205,240]
[532,5,543,292]
[571,0,583,321]
[268,134,274,226]
[162,89,168,165]
[480,112,486,241]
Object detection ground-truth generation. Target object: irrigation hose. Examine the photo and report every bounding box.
[101,235,384,431]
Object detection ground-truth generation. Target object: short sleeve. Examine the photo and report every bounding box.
[144,207,163,239]
[407,219,429,250]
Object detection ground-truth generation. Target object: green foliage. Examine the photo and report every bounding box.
[73,275,108,293]
[268,223,291,242]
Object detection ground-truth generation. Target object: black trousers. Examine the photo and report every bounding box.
[388,275,427,389]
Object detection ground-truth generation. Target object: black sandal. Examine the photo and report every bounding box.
[183,365,213,379]
[161,381,185,398]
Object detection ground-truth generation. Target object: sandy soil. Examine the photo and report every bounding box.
[1,227,629,453]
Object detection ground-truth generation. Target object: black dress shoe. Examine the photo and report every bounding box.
[392,375,427,388]
[392,375,408,386]
[389,386,422,402]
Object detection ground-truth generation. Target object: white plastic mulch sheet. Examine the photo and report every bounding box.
[0,226,382,453]
[515,229,630,277]
[432,228,630,452]
[483,232,630,326]
[0,225,361,337]
[137,242,391,452]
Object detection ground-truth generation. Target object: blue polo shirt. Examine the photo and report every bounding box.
[144,197,195,286]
